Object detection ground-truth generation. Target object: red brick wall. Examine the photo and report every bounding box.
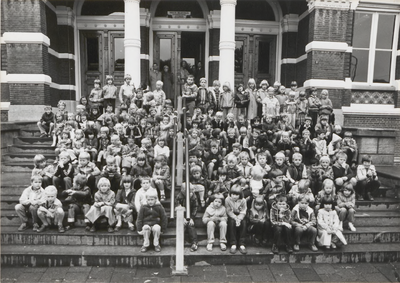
[141,26,149,54]
[6,43,48,74]
[209,29,220,57]
[311,9,350,42]
[280,64,296,88]
[50,88,76,107]
[49,55,75,85]
[1,44,7,71]
[1,84,10,102]
[296,14,309,58]
[296,59,307,88]
[141,59,149,87]
[10,84,51,105]
[307,51,345,80]
[344,115,400,161]
[209,61,219,85]
[282,32,297,59]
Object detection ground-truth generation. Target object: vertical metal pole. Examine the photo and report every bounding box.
[176,97,183,187]
[172,205,187,275]
[170,117,177,219]
[183,104,191,220]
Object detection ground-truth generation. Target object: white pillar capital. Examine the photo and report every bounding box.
[219,41,235,50]
[307,0,351,12]
[220,0,237,6]
[124,0,140,3]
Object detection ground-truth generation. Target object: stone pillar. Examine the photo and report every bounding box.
[124,0,141,87]
[218,0,236,88]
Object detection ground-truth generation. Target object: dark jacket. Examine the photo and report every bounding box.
[175,189,198,219]
[54,161,74,179]
[136,203,168,232]
[40,112,55,124]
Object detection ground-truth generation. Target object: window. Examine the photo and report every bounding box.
[114,37,125,71]
[87,37,99,71]
[351,12,398,84]
[258,41,270,74]
[235,41,244,73]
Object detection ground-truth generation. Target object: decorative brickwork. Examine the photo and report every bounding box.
[351,91,395,104]
[307,50,345,80]
[1,44,7,71]
[1,83,10,102]
[296,14,309,58]
[6,43,47,74]
[344,114,400,164]
[311,9,350,42]
[10,84,51,105]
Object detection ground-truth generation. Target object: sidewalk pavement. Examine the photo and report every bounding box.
[1,263,400,283]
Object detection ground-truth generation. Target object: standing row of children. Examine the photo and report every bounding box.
[24,74,380,254]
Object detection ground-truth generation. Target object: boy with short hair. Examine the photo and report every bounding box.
[134,176,159,212]
[356,155,380,201]
[37,186,65,233]
[75,152,101,195]
[263,169,286,207]
[291,196,318,252]
[333,152,357,191]
[37,105,55,137]
[137,190,168,253]
[53,151,74,192]
[270,194,293,253]
[15,175,46,231]
[182,74,198,116]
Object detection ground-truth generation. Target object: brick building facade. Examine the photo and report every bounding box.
[1,0,400,163]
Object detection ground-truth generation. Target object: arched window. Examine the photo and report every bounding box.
[236,0,275,21]
[154,0,204,18]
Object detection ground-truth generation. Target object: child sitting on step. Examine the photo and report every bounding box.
[37,186,65,233]
[137,190,168,253]
[336,182,357,232]
[32,154,55,189]
[37,105,54,138]
[15,175,46,232]
[355,155,380,201]
[114,175,137,232]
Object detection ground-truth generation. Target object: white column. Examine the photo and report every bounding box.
[218,0,236,88]
[124,0,141,87]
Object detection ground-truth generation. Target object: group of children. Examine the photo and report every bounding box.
[19,75,381,254]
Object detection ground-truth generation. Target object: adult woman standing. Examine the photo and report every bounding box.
[162,65,174,105]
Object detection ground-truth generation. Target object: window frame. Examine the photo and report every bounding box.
[351,11,399,88]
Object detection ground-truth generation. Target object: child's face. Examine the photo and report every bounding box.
[302,132,310,139]
[200,81,207,87]
[219,174,227,181]
[305,120,311,126]
[276,200,287,209]
[324,203,332,211]
[60,155,69,164]
[111,137,120,145]
[147,196,156,206]
[191,131,198,138]
[249,83,255,89]
[228,131,235,138]
[189,156,197,164]
[258,156,267,165]
[240,131,247,137]
[68,114,74,121]
[192,172,201,180]
[46,193,57,203]
[137,159,145,166]
[106,106,113,113]
[215,114,222,121]
[254,203,264,210]
[275,157,284,166]
[227,159,237,168]
[298,200,308,210]
[136,92,143,99]
[338,157,347,165]
[93,83,99,89]
[232,148,240,155]
[238,86,244,92]
[363,161,371,168]
[158,140,165,147]
[293,157,302,166]
[81,115,87,122]
[207,109,214,115]
[252,132,259,139]
[240,157,249,165]
[320,159,330,168]
[262,84,267,90]
[265,117,272,123]
[227,115,234,122]
[211,147,218,154]
[321,93,327,99]
[92,109,99,115]
[37,160,46,168]
[320,120,327,126]
[162,117,169,124]
[107,79,113,85]
[141,180,150,190]
[100,132,107,138]
[107,161,117,171]
[187,77,194,85]
[79,157,89,167]
[223,86,228,92]
[31,179,42,190]
[99,183,110,193]
[56,114,62,121]
[273,175,284,184]
[59,104,65,111]
[343,189,351,197]
[45,108,52,114]
[324,186,333,194]
[318,132,325,140]
[123,182,131,189]
[213,198,222,208]
[231,193,240,201]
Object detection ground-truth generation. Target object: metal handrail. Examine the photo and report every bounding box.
[169,116,177,219]
[182,98,191,220]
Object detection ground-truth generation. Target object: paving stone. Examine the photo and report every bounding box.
[135,268,171,278]
[312,264,336,275]
[68,267,92,273]
[157,277,182,283]
[374,264,399,282]
[204,271,228,282]
[334,269,366,282]
[110,272,134,282]
[319,275,346,282]
[16,273,44,282]
[292,267,321,282]
[269,264,296,275]
[1,268,23,281]
[187,266,206,277]
[19,267,48,273]
[246,264,270,271]
[40,267,69,282]
[225,265,249,276]
[351,263,379,274]
[64,272,90,283]
[362,272,391,282]
[134,278,157,283]
[183,277,206,282]
[88,267,114,282]
[226,275,252,282]
[113,267,136,275]
[248,267,275,282]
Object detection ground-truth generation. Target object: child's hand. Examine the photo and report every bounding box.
[47,212,54,218]
[189,219,194,226]
[236,219,241,227]
[137,230,144,235]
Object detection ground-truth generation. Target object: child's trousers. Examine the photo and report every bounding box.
[53,176,73,191]
[249,220,272,241]
[15,204,40,224]
[37,207,65,226]
[67,203,90,224]
[114,203,135,224]
[206,220,227,244]
[184,223,198,244]
[293,226,317,245]
[272,225,293,246]
[336,207,355,223]
[142,224,161,247]
[228,218,247,246]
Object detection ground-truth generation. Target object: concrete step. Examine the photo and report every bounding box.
[14,136,53,145]
[2,225,400,246]
[1,162,35,172]
[2,243,400,267]
[8,144,55,154]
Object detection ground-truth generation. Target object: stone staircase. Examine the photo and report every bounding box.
[1,122,400,267]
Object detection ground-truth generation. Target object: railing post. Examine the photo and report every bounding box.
[172,205,187,276]
[176,132,183,187]
[170,117,177,219]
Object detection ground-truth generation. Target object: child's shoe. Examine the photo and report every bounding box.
[201,200,205,207]
[309,245,318,252]
[107,226,114,233]
[18,223,28,231]
[286,245,293,253]
[254,237,260,246]
[190,243,198,252]
[89,225,96,233]
[271,244,279,254]
[293,244,300,251]
[40,133,47,138]
[206,243,213,251]
[160,194,166,201]
[58,225,65,233]
[37,225,48,233]
[65,223,75,231]
[85,225,91,232]
[154,245,161,252]
[128,224,135,231]
[367,193,374,201]
[114,226,121,232]
[230,245,237,254]
[32,223,40,232]
[348,222,356,232]
[239,245,247,255]
[330,242,337,249]
[220,243,227,251]
[140,246,149,253]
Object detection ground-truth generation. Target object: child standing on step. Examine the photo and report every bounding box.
[137,190,168,253]
[37,105,54,138]
[15,175,46,232]
[37,186,65,233]
[85,177,116,233]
